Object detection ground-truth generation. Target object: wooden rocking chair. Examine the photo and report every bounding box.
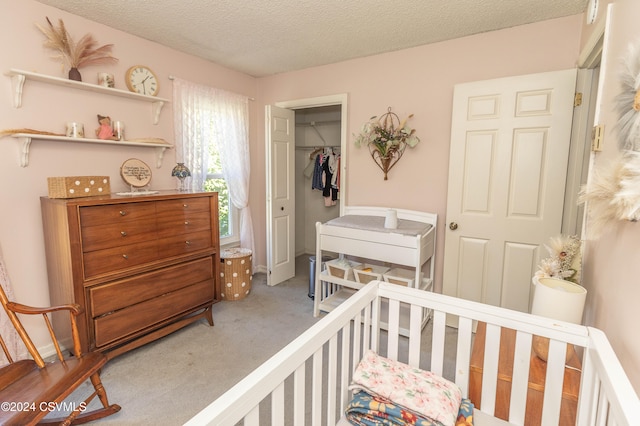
[0,277,120,425]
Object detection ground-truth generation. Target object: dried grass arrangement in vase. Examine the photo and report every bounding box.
[36,17,118,82]
[353,107,420,180]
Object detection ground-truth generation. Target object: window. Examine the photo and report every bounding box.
[204,142,239,246]
[172,77,254,252]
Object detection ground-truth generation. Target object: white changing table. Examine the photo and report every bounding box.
[314,206,437,328]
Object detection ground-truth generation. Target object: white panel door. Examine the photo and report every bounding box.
[443,69,577,312]
[266,105,295,286]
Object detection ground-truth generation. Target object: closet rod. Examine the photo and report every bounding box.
[295,120,340,126]
[295,146,340,150]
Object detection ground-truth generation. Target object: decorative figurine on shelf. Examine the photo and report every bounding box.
[95,114,117,140]
[171,163,192,191]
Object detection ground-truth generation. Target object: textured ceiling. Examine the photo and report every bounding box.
[35,0,588,77]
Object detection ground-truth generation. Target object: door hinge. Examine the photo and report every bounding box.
[574,92,583,107]
[592,124,604,151]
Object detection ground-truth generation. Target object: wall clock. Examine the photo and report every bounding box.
[120,158,152,188]
[125,65,159,96]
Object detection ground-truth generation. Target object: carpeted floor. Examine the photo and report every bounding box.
[65,255,459,425]
[68,256,318,425]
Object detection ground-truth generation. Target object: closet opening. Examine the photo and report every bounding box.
[294,105,342,259]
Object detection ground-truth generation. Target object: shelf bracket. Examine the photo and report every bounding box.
[16,136,32,167]
[11,73,25,108]
[155,146,168,168]
[152,101,165,125]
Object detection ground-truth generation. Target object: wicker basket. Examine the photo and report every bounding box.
[325,258,361,280]
[220,248,253,301]
[354,264,389,284]
[383,267,423,287]
[47,176,110,199]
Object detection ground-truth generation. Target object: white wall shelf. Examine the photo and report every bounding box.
[6,68,170,124]
[11,133,173,168]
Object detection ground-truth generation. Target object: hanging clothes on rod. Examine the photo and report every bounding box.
[310,147,340,206]
[301,146,339,178]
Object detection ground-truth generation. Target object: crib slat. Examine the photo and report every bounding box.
[364,302,373,353]
[271,381,285,425]
[455,316,473,396]
[387,298,400,361]
[480,323,501,415]
[327,334,338,424]
[340,323,351,413]
[540,339,567,425]
[244,405,259,425]
[293,364,305,425]
[407,304,422,368]
[508,330,532,424]
[352,311,361,376]
[576,350,597,425]
[431,310,446,376]
[370,298,379,353]
[311,349,323,426]
[596,382,609,426]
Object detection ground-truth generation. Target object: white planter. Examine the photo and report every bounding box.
[531,276,587,324]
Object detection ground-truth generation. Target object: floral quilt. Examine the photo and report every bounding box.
[345,392,474,426]
[347,350,470,426]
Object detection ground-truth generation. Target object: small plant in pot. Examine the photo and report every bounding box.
[36,17,118,82]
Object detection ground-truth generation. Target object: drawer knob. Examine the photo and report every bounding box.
[185,240,191,246]
[119,210,127,216]
[183,204,189,208]
[120,231,127,237]
[184,221,190,225]
[122,254,129,259]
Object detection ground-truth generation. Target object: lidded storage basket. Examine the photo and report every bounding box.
[220,248,253,301]
[47,176,110,198]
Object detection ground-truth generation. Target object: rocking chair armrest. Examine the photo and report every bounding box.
[6,301,83,316]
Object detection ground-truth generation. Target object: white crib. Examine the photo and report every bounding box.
[186,282,638,425]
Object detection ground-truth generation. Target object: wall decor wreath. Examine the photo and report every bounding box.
[579,41,640,237]
[353,107,420,180]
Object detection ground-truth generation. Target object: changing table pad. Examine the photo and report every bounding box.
[325,215,431,236]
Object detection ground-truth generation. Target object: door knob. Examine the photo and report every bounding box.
[449,222,458,230]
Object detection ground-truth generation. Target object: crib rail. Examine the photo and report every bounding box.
[186,281,638,426]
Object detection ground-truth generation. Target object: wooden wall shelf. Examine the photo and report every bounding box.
[6,68,169,124]
[11,133,173,168]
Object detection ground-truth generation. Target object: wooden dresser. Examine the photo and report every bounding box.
[40,191,220,359]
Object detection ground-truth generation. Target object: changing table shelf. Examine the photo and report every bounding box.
[317,271,434,335]
[314,206,437,333]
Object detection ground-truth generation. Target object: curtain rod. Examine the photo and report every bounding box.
[168,75,255,101]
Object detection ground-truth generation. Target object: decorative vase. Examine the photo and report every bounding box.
[171,163,192,191]
[68,67,82,82]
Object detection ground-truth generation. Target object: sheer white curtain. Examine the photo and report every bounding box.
[172,78,255,254]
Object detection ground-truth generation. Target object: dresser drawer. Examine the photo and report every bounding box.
[83,241,158,279]
[82,220,157,252]
[89,257,214,317]
[157,230,213,258]
[156,197,210,214]
[156,211,211,238]
[79,202,156,227]
[93,279,214,348]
